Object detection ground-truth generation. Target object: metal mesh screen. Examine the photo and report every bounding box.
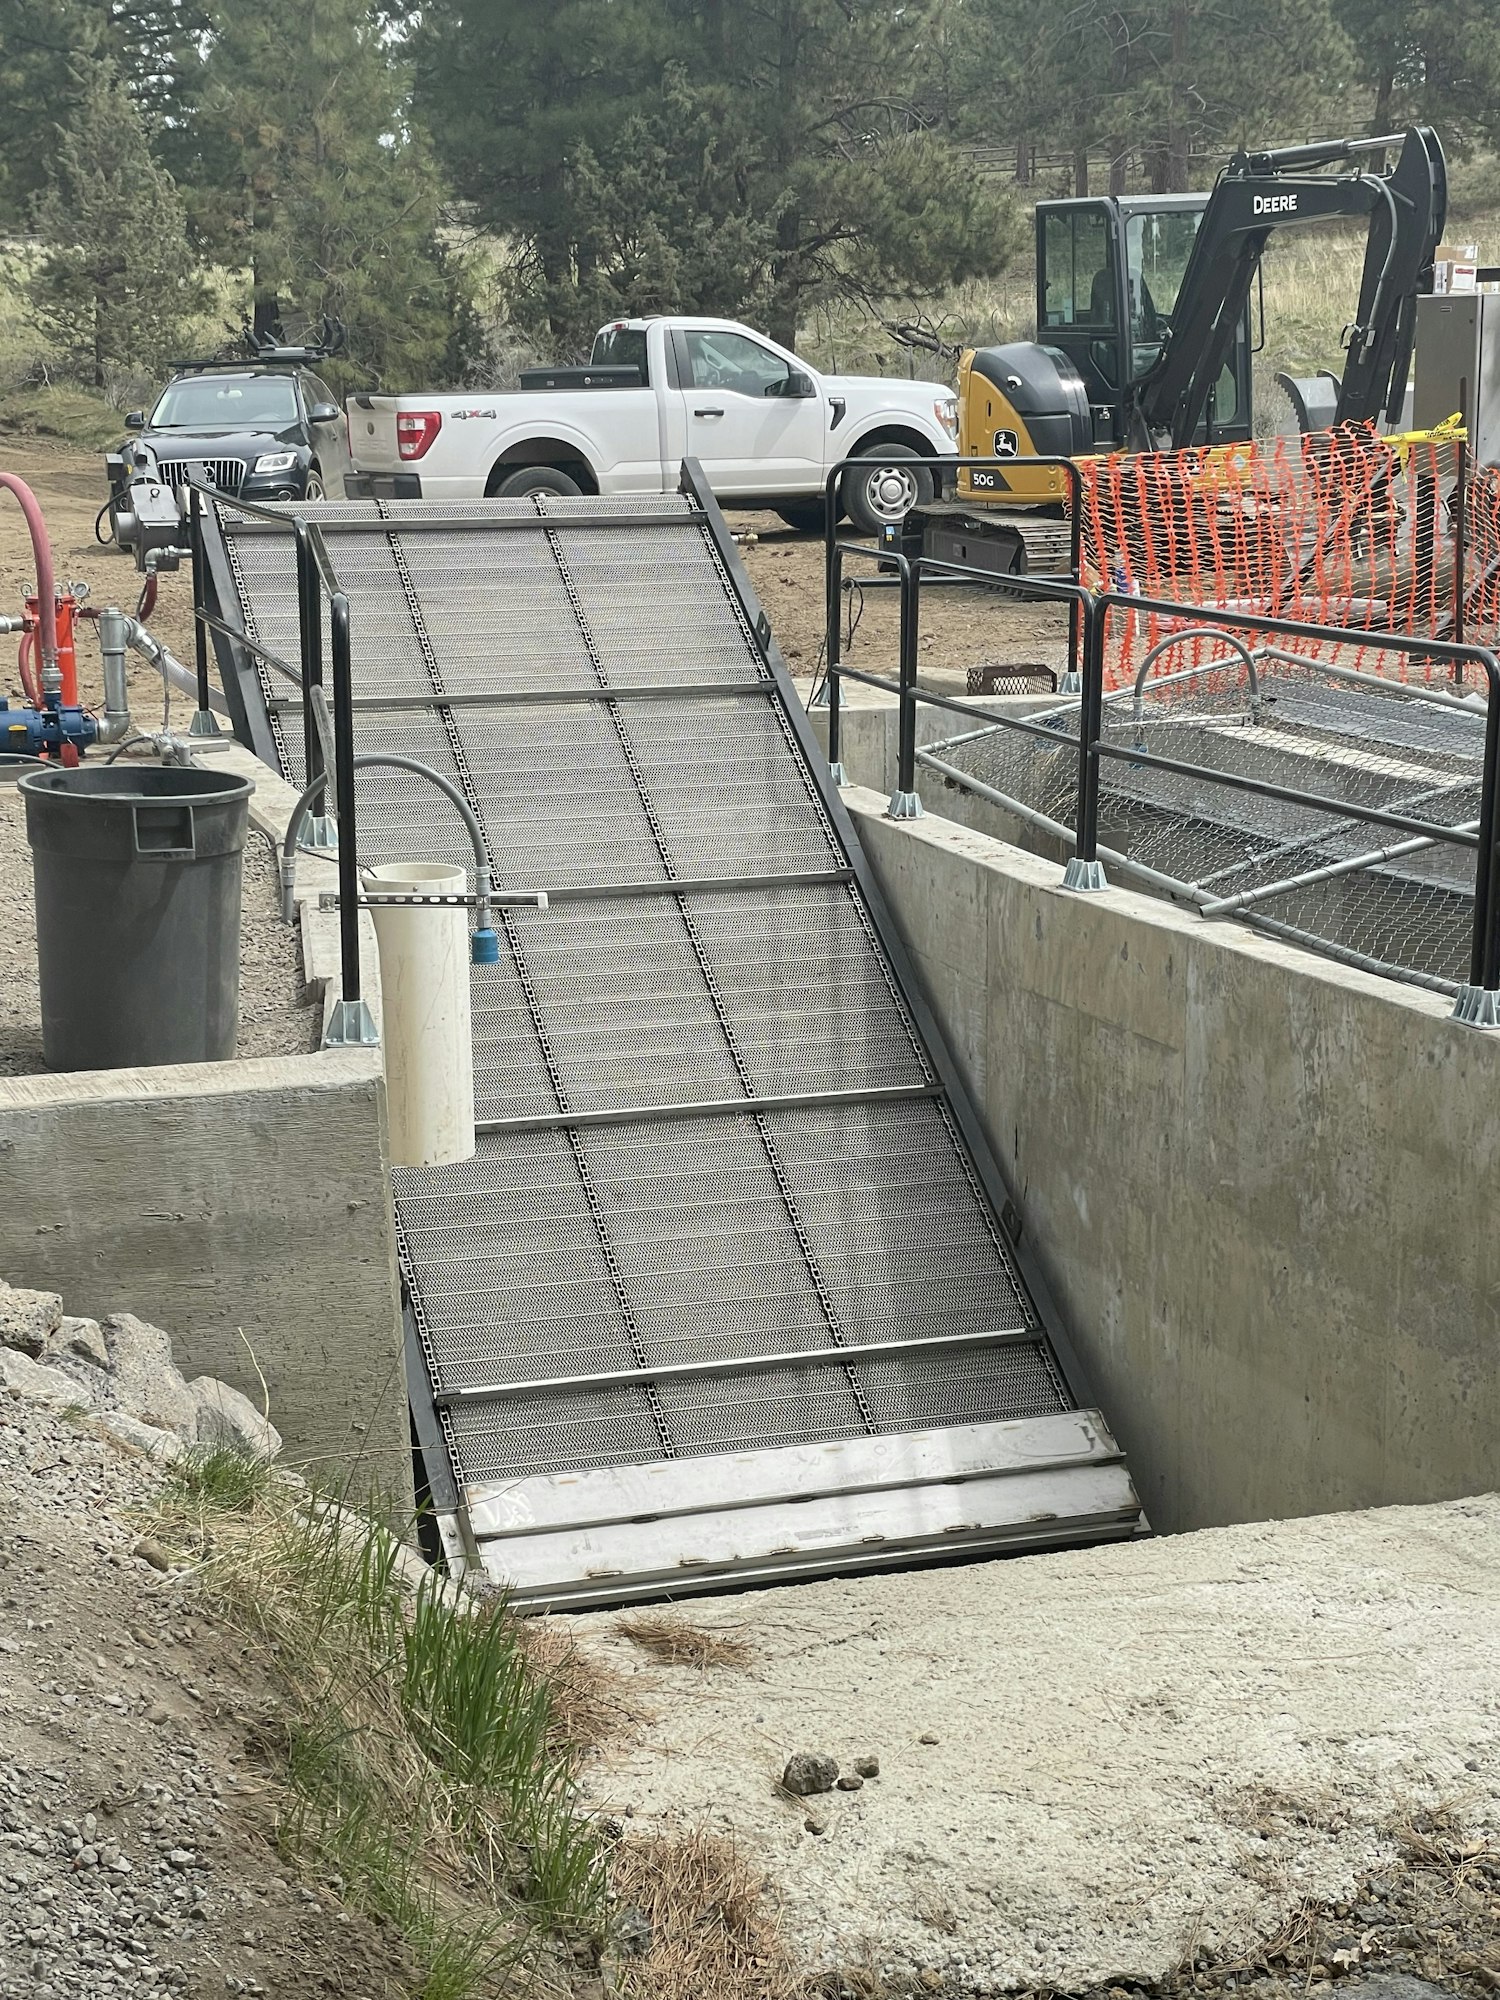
[218,493,1074,1498]
[926,646,1485,993]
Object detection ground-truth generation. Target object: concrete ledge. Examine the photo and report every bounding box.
[804,687,1059,803]
[844,784,1500,1532]
[0,741,409,1500]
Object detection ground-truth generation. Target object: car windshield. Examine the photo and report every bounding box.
[150,376,299,430]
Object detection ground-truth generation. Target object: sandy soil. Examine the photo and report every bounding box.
[734,509,1073,690]
[568,1497,1500,1997]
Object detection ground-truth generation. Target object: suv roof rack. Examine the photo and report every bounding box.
[167,317,347,377]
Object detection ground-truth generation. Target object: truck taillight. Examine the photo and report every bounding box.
[396,410,442,460]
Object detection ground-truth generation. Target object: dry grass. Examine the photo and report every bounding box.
[610,1826,801,2000]
[617,1610,757,1671]
[520,1619,637,1752]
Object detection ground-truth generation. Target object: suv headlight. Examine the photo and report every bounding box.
[934,395,959,442]
[253,451,300,473]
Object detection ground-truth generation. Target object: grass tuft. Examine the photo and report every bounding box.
[167,1442,278,1514]
[149,1464,607,2000]
[617,1611,756,1672]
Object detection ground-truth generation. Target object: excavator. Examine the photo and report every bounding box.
[911,125,1448,569]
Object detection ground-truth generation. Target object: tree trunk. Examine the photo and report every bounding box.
[1164,2,1190,193]
[93,288,105,391]
[1074,146,1089,197]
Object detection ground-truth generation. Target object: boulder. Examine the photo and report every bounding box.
[188,1377,282,1461]
[46,1316,110,1372]
[96,1409,185,1463]
[100,1314,200,1440]
[0,1347,88,1412]
[0,1282,64,1359]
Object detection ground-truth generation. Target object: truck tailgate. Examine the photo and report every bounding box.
[347,397,404,475]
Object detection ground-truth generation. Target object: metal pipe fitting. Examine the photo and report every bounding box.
[94,606,133,743]
[282,754,497,960]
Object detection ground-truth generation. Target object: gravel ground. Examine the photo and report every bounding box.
[0,778,317,1077]
[0,1392,418,1998]
[569,1499,1500,1996]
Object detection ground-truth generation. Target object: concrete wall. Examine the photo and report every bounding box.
[846,785,1500,1533]
[0,745,410,1499]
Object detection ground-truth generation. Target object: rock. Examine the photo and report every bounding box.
[43,1315,111,1374]
[804,1810,830,1835]
[97,1411,185,1463]
[854,1754,880,1778]
[101,1315,200,1439]
[836,1774,864,1791]
[614,1906,652,1958]
[188,1379,282,1461]
[918,1732,939,1745]
[0,1348,88,1412]
[782,1752,839,1797]
[131,1537,173,1573]
[0,1283,64,1358]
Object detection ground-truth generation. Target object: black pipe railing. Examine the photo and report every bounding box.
[183,483,367,1033]
[818,469,1500,1017]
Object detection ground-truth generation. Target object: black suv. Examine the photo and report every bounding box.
[114,353,352,506]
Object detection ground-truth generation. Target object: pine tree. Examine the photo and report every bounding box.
[178,0,454,384]
[418,0,1019,351]
[28,59,206,389]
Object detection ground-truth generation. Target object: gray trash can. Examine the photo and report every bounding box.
[19,764,255,1071]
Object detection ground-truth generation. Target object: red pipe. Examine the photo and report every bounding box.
[0,472,58,678]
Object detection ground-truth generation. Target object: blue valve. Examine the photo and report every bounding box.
[470,926,499,965]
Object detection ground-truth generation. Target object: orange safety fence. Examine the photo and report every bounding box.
[1468,461,1500,645]
[1072,425,1479,689]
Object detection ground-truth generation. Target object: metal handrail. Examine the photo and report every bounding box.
[818,468,1500,1017]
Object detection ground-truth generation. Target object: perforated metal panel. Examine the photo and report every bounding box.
[207,484,1138,1599]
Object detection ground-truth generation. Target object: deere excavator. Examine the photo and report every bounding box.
[910,125,1448,570]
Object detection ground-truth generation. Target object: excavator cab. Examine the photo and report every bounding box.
[1035,195,1253,450]
[957,193,1254,507]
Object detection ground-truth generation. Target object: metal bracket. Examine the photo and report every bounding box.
[187,707,223,738]
[829,760,847,787]
[888,789,924,819]
[1058,669,1083,694]
[1062,856,1110,891]
[1451,984,1500,1028]
[322,997,379,1047]
[301,813,338,852]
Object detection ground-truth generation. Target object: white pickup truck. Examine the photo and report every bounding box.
[345,316,958,534]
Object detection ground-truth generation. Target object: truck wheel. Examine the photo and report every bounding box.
[774,502,829,535]
[489,464,584,500]
[840,445,933,538]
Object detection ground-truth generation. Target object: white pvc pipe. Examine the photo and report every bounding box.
[368,862,476,1169]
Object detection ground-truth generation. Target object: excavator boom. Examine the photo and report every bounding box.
[1138,126,1447,447]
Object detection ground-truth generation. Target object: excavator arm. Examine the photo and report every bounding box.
[1136,127,1447,449]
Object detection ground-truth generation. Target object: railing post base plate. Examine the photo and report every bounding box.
[1062,856,1109,891]
[323,998,379,1048]
[829,760,846,787]
[1059,670,1082,695]
[888,789,924,820]
[188,708,223,739]
[1451,983,1500,1028]
[301,813,338,853]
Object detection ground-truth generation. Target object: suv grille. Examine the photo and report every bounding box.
[155,457,246,493]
